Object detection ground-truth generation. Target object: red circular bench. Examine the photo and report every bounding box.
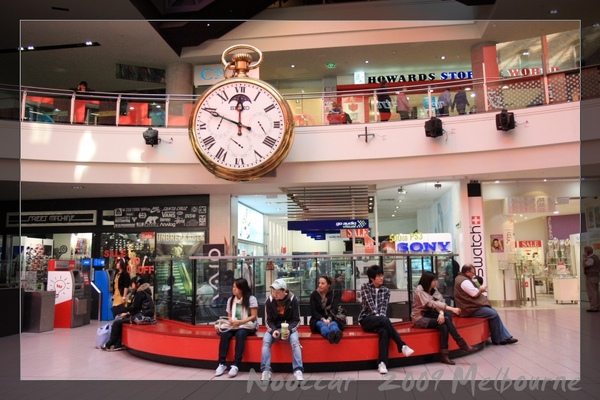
[123,317,490,372]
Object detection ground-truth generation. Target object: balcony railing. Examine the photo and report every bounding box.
[1,66,596,128]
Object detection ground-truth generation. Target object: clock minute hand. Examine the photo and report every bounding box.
[202,108,251,131]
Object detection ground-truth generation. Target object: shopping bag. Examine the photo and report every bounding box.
[96,323,112,348]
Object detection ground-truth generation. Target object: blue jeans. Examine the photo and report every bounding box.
[316,320,341,338]
[470,306,512,343]
[261,330,303,373]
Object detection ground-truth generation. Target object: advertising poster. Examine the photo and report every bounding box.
[490,234,504,253]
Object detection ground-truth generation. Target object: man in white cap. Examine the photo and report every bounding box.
[260,278,304,381]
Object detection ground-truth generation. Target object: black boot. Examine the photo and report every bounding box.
[440,349,455,365]
[457,338,478,353]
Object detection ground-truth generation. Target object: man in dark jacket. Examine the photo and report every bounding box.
[260,279,303,381]
[103,275,155,351]
[584,246,600,312]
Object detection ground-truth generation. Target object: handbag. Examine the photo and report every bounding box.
[95,323,112,348]
[329,306,348,330]
[214,316,258,334]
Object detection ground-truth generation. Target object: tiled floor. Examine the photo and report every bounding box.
[18,294,581,381]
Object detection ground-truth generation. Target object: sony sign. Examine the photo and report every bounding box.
[391,233,453,253]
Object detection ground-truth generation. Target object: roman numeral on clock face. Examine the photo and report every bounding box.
[273,121,281,129]
[217,91,229,102]
[235,86,245,93]
[264,104,275,113]
[254,150,264,161]
[235,158,244,166]
[263,136,277,148]
[215,147,227,162]
[197,121,207,130]
[202,136,216,150]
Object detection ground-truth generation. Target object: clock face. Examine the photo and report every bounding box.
[189,78,294,181]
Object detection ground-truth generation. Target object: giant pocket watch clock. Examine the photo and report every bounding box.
[189,44,295,181]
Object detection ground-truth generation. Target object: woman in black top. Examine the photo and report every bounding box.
[309,275,343,344]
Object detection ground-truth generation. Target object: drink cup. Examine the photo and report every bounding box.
[281,322,289,337]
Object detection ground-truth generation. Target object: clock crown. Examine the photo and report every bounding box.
[229,53,253,78]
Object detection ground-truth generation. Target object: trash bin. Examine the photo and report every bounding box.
[23,290,55,333]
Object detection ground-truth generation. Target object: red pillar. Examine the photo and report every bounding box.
[470,41,500,113]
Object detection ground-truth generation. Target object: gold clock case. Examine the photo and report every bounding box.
[188,77,295,182]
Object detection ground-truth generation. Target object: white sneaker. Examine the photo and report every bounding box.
[228,365,238,377]
[402,345,415,357]
[215,364,227,376]
[261,371,271,381]
[378,362,388,374]
[294,370,304,381]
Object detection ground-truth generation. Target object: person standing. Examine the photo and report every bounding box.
[215,278,258,377]
[260,279,304,381]
[333,273,345,302]
[438,89,452,116]
[111,257,131,318]
[377,82,392,121]
[583,246,600,312]
[310,275,344,344]
[359,265,414,374]
[454,264,518,345]
[395,88,411,120]
[412,272,478,365]
[451,87,470,115]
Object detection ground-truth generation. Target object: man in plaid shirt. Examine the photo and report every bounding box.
[359,265,414,374]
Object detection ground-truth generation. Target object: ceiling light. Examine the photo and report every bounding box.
[553,211,560,214]
[398,187,407,194]
[291,64,295,68]
[549,9,558,14]
[365,60,369,64]
[398,199,403,203]
[85,41,93,45]
[494,180,500,183]
[522,51,530,55]
[440,56,446,60]
[27,46,34,50]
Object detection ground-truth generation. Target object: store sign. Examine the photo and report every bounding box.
[340,228,370,238]
[367,70,473,84]
[113,206,207,228]
[503,67,559,77]
[467,182,488,284]
[7,210,96,227]
[194,64,259,86]
[288,219,369,231]
[517,240,543,248]
[390,233,452,253]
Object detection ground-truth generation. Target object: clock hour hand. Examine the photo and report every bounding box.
[202,108,251,132]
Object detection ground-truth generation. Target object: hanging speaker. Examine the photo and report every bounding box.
[496,109,515,131]
[424,117,443,137]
